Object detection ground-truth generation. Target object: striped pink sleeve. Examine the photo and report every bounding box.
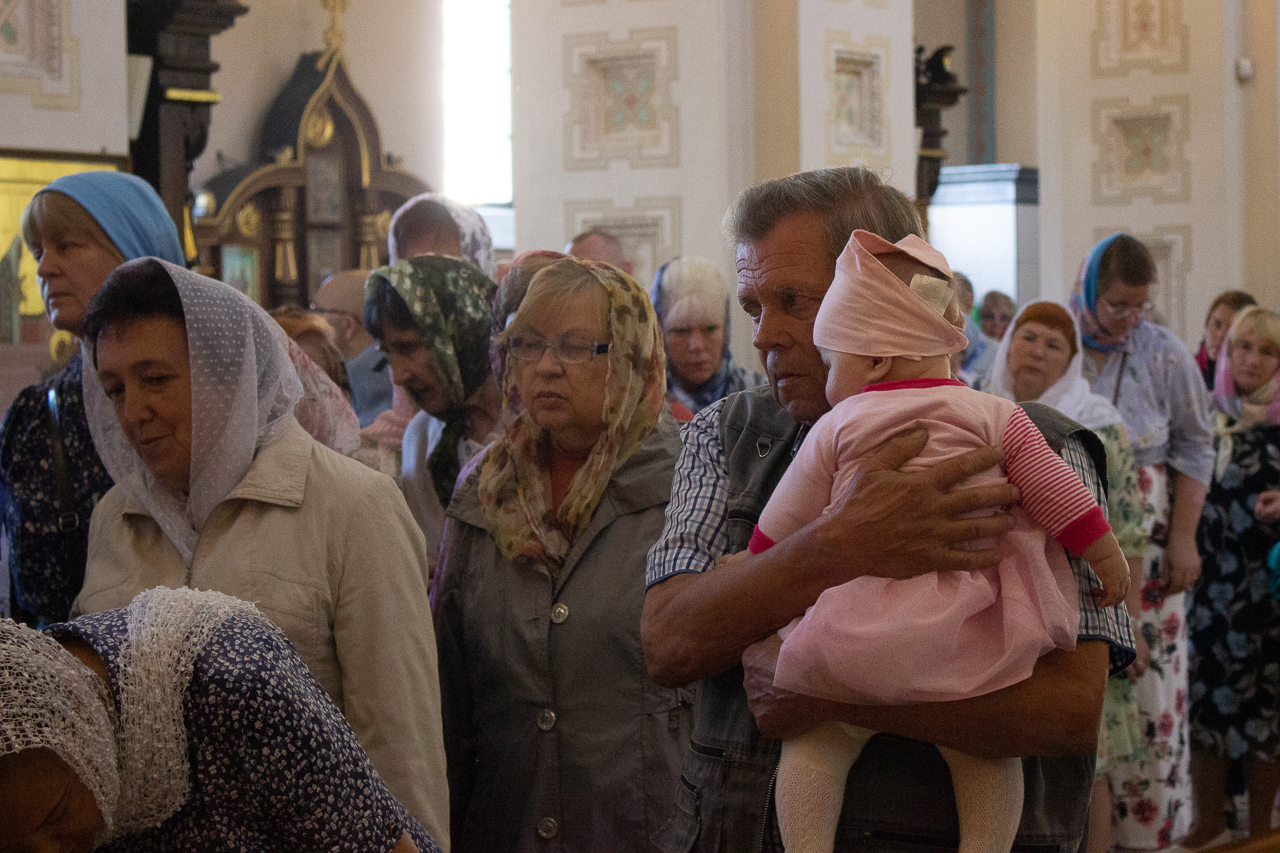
[1002,406,1110,554]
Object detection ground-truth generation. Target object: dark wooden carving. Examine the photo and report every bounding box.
[127,1,249,231]
[193,49,429,308]
[914,45,968,231]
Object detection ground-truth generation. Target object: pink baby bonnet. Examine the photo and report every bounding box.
[814,230,968,359]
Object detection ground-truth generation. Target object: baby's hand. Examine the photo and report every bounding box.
[1082,532,1129,608]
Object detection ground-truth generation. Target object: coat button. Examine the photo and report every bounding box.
[550,603,569,624]
[537,709,557,731]
[537,817,559,839]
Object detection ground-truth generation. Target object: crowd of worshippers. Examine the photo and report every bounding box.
[1,165,1278,853]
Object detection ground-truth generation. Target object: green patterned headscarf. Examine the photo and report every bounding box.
[366,256,496,506]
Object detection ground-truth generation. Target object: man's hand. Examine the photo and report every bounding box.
[743,634,839,739]
[1255,490,1280,524]
[643,427,1017,688]
[819,427,1018,580]
[1161,533,1201,594]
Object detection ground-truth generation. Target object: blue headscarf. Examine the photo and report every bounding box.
[39,171,185,265]
[1067,233,1126,353]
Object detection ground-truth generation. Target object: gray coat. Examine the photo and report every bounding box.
[434,413,693,852]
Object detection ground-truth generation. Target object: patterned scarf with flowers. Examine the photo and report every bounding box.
[477,259,665,569]
[366,256,496,508]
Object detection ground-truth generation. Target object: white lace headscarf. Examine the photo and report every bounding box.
[84,259,304,565]
[986,301,1123,431]
[388,192,496,278]
[0,619,118,837]
[0,587,260,842]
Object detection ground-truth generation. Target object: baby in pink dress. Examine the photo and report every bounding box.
[753,230,1128,853]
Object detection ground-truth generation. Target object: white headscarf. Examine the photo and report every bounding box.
[0,587,261,842]
[388,192,496,278]
[987,301,1124,430]
[84,259,304,565]
[0,619,118,837]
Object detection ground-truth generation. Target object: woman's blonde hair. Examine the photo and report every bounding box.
[506,257,610,342]
[654,258,728,330]
[20,190,124,264]
[1228,306,1280,355]
[269,306,347,387]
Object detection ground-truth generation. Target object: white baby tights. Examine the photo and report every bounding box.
[775,721,1024,853]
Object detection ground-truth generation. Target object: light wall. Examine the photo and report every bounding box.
[0,1,127,155]
[798,0,917,198]
[1035,0,1245,347]
[511,0,759,366]
[993,0,1037,166]
[193,0,443,193]
[1243,0,1280,308]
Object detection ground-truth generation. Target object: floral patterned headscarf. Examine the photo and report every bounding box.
[366,256,496,506]
[478,259,666,568]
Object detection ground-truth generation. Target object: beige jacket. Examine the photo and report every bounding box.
[75,418,450,849]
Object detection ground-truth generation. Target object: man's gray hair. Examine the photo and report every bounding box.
[724,167,923,259]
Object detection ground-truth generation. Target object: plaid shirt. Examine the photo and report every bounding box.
[646,398,1137,674]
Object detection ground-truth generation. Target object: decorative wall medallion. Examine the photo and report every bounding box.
[824,31,890,169]
[1095,224,1191,338]
[1091,0,1188,76]
[563,27,678,171]
[1092,95,1189,205]
[563,196,681,287]
[0,0,79,109]
[235,202,261,239]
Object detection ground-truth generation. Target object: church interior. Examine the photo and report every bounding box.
[1,0,1275,410]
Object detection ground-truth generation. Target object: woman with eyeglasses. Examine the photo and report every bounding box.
[1069,233,1214,850]
[431,256,691,852]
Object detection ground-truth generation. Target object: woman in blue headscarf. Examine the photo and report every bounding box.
[0,171,185,627]
[1068,233,1214,850]
[649,258,765,414]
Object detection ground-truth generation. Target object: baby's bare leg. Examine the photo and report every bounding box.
[936,746,1024,853]
[776,722,875,853]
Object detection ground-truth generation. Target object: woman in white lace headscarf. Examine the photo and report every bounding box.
[69,258,450,845]
[388,192,496,277]
[0,586,437,851]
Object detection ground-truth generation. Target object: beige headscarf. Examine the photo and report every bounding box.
[477,258,665,567]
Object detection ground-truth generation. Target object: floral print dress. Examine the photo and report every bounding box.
[1189,421,1280,762]
[1111,463,1192,849]
[0,354,112,626]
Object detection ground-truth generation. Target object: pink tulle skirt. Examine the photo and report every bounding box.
[773,507,1080,705]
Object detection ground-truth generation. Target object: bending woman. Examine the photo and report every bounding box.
[1,171,184,627]
[1069,233,1214,848]
[0,586,436,852]
[433,257,691,851]
[71,258,449,844]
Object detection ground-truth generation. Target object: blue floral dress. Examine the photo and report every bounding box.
[0,354,112,626]
[1190,421,1280,761]
[50,607,440,852]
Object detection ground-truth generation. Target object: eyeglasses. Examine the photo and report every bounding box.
[507,333,610,364]
[1097,298,1152,319]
